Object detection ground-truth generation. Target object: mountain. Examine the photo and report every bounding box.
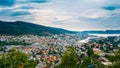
[82,30,120,34]
[0,21,77,36]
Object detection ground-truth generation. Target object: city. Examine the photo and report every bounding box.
[0,34,120,68]
[0,0,120,68]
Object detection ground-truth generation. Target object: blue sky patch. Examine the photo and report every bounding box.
[11,11,30,17]
[103,6,117,10]
[0,0,15,6]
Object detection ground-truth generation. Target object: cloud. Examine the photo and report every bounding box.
[0,9,12,16]
[0,0,120,31]
[0,9,30,17]
[28,9,78,26]
[30,0,50,3]
[0,0,15,6]
[0,0,49,7]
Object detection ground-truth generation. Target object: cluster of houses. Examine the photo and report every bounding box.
[0,34,120,68]
[0,34,87,67]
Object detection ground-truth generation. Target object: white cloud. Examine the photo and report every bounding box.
[28,9,77,25]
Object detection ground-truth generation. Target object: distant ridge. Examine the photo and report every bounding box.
[82,30,120,34]
[0,21,77,36]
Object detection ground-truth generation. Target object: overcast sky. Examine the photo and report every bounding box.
[0,0,120,31]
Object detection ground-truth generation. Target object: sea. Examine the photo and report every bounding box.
[89,34,120,37]
[78,34,120,44]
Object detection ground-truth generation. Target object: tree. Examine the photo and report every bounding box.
[87,48,94,57]
[55,47,78,68]
[0,48,36,68]
[109,48,120,68]
[78,57,105,68]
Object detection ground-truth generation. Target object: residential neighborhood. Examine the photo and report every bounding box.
[0,34,120,68]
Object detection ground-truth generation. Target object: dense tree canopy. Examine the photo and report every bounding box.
[107,48,120,68]
[55,47,105,68]
[0,48,36,68]
[55,47,78,68]
[78,57,105,68]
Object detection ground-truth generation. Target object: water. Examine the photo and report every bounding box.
[77,34,120,44]
[89,34,120,37]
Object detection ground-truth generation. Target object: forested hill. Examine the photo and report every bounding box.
[0,21,77,36]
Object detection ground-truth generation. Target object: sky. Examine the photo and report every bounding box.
[0,0,120,31]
